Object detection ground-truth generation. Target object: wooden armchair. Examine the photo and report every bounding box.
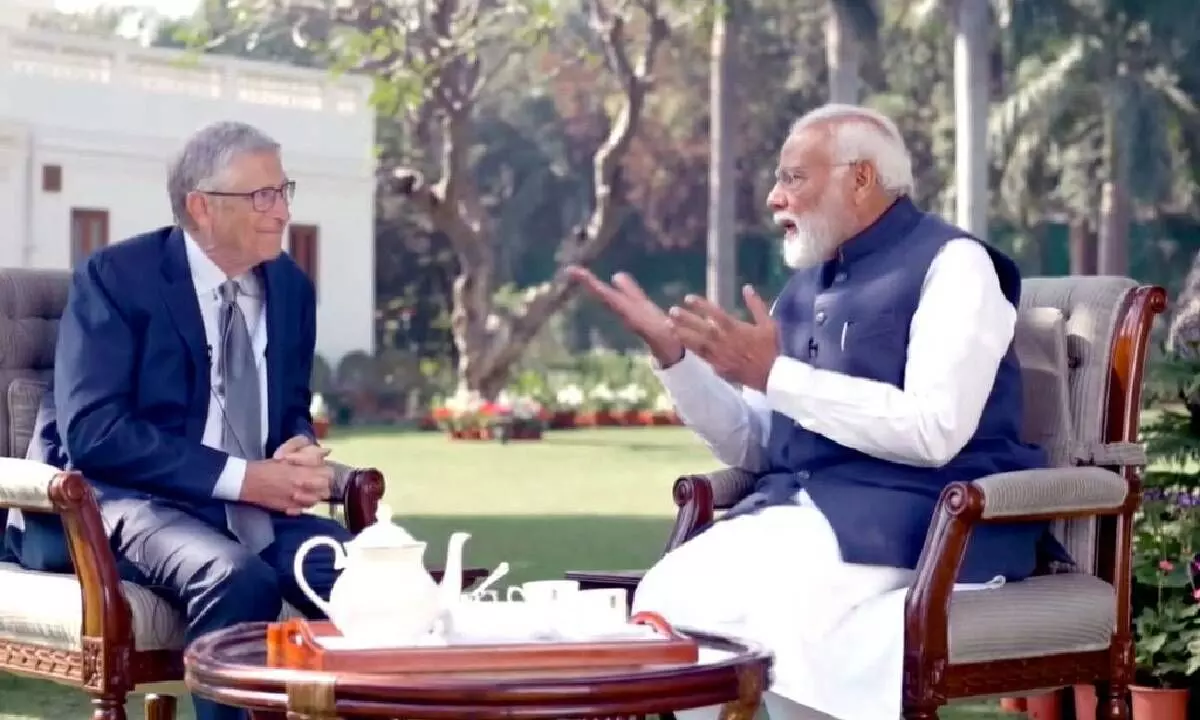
[570,277,1166,720]
[0,268,390,720]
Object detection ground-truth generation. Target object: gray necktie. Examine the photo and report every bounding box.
[218,279,275,553]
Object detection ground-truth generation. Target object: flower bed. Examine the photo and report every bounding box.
[431,390,549,442]
[551,382,681,429]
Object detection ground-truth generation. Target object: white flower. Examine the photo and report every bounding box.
[512,395,543,419]
[444,388,484,415]
[653,393,675,413]
[616,383,647,405]
[589,383,614,401]
[556,384,584,408]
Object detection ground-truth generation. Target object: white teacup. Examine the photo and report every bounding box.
[505,579,580,603]
[567,588,629,629]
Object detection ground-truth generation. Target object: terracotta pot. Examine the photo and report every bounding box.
[549,411,577,430]
[312,417,330,440]
[1073,684,1097,720]
[593,410,618,426]
[1023,690,1062,720]
[998,697,1026,712]
[1131,686,1189,720]
[636,410,657,426]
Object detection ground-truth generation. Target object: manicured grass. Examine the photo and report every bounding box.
[0,427,1009,719]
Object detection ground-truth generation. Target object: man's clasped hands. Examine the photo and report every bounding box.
[565,265,780,392]
[240,435,335,516]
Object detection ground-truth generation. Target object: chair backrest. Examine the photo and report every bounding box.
[1013,276,1146,575]
[0,269,70,461]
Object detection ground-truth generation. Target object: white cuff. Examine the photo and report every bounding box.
[212,456,248,501]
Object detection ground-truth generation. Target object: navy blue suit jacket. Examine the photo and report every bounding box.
[36,226,316,551]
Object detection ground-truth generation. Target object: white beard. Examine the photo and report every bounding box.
[776,208,843,270]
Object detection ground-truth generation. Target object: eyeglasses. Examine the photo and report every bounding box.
[773,163,855,189]
[202,181,295,212]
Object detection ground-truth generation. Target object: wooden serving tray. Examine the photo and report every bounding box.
[265,611,699,674]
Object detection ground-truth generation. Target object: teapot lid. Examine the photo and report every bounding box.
[351,503,422,549]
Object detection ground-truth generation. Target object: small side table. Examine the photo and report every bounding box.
[564,569,645,609]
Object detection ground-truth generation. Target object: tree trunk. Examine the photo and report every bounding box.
[953,0,990,241]
[1097,83,1131,276]
[1068,218,1098,275]
[707,0,737,311]
[825,0,862,103]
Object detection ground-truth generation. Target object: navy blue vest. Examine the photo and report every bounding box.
[724,197,1050,583]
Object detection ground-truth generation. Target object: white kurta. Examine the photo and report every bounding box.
[640,238,1018,720]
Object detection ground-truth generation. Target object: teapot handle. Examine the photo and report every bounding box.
[293,536,346,618]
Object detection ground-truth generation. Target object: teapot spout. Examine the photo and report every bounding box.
[438,531,471,606]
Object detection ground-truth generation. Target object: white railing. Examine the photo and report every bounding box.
[0,26,372,116]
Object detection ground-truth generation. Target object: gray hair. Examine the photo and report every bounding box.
[790,104,915,197]
[167,121,281,228]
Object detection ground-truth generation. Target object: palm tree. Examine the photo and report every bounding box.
[988,0,1200,275]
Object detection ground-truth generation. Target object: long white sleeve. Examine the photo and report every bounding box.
[652,352,772,472]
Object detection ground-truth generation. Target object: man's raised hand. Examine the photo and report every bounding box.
[666,284,779,391]
[565,266,684,366]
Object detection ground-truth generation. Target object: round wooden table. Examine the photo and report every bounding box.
[185,622,772,720]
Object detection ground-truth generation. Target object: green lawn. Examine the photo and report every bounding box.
[0,427,1011,719]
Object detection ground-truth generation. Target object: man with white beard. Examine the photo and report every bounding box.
[567,103,1066,720]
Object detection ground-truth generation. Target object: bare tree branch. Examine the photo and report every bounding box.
[476,0,669,383]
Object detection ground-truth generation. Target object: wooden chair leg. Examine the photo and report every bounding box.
[144,693,177,720]
[1093,682,1129,720]
[90,692,128,720]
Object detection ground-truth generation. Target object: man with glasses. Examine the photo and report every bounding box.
[46,121,349,720]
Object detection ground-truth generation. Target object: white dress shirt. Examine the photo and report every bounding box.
[655,238,1018,474]
[182,234,270,502]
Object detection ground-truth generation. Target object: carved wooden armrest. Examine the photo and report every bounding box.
[902,468,1139,676]
[325,463,385,535]
[0,458,136,654]
[665,467,757,552]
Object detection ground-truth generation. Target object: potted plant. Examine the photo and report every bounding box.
[431,389,495,440]
[490,392,548,442]
[551,384,583,429]
[578,383,618,426]
[1128,487,1200,719]
[646,393,680,426]
[613,382,648,425]
[310,393,331,440]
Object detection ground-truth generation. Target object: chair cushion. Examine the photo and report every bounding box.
[6,377,45,461]
[1013,307,1075,467]
[949,573,1115,664]
[0,561,304,652]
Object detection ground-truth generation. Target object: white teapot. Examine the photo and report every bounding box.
[293,503,470,646]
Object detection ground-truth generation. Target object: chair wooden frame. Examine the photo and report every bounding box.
[654,284,1166,719]
[0,467,384,720]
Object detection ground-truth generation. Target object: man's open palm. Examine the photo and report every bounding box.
[566,266,683,365]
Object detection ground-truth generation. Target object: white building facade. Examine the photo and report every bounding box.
[0,4,377,365]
